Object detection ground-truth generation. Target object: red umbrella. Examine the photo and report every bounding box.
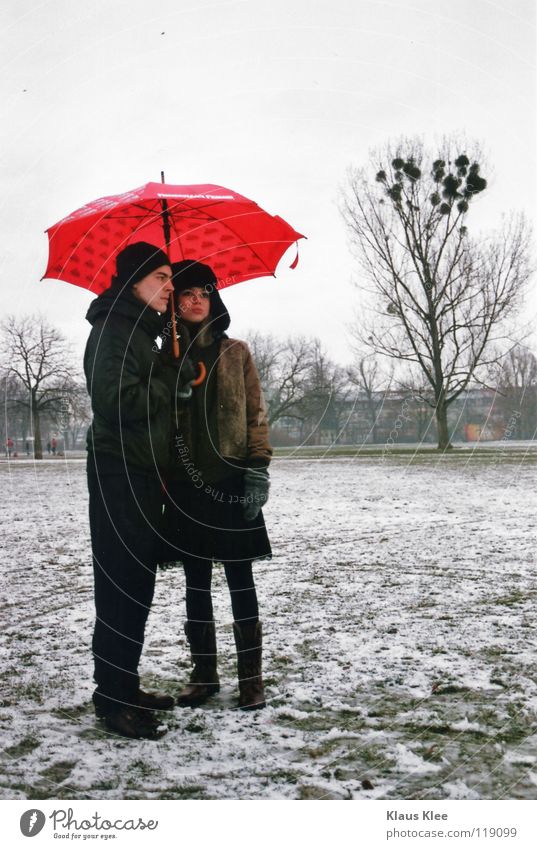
[43,180,305,295]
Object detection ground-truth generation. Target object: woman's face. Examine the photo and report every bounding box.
[177,286,211,324]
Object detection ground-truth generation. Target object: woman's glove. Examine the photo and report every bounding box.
[161,352,196,400]
[171,354,196,400]
[243,466,270,521]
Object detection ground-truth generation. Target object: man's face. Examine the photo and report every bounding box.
[132,265,173,312]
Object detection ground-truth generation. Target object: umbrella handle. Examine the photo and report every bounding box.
[192,362,207,387]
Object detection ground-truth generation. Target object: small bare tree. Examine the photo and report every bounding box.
[65,384,92,449]
[492,344,537,439]
[47,380,92,450]
[347,355,393,443]
[341,137,532,449]
[1,370,26,451]
[298,339,350,445]
[1,315,77,459]
[247,332,313,426]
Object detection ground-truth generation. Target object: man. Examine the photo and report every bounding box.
[84,241,194,739]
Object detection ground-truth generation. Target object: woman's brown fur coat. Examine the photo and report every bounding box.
[173,338,272,469]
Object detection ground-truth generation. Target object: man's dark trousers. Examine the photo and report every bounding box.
[87,456,163,716]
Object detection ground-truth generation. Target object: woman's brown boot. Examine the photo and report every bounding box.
[233,620,266,710]
[176,621,220,707]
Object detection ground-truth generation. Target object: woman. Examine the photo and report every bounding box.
[84,242,194,739]
[163,259,271,710]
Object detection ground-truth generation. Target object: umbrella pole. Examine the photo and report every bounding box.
[160,170,171,246]
[161,170,180,359]
[169,293,179,359]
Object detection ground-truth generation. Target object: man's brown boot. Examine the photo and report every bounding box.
[137,690,175,711]
[94,689,174,718]
[176,621,220,707]
[233,620,266,710]
[102,707,167,740]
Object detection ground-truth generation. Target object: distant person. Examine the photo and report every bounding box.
[25,441,30,456]
[84,242,194,740]
[6,438,14,458]
[46,441,51,455]
[51,438,57,455]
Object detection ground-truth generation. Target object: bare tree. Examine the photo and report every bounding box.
[247,332,313,426]
[65,384,92,449]
[299,339,350,445]
[1,315,78,459]
[341,137,532,449]
[492,344,537,439]
[347,355,393,442]
[47,380,92,450]
[1,370,27,452]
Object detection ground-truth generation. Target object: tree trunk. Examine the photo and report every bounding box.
[435,400,452,450]
[32,394,43,460]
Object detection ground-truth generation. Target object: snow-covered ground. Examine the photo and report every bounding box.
[1,447,536,800]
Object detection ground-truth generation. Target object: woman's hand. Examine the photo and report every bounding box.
[243,467,270,521]
[161,352,196,400]
[172,354,196,399]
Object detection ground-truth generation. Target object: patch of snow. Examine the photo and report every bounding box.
[450,718,484,733]
[394,743,442,774]
[1,452,537,799]
[443,780,481,800]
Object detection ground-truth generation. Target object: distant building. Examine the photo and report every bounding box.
[269,387,516,446]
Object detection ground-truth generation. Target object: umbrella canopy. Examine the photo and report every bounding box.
[43,182,305,294]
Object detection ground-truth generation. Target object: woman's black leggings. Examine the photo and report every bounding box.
[182,558,259,625]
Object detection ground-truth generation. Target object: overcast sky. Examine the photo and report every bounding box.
[1,0,535,365]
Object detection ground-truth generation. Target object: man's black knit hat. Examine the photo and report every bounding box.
[115,242,170,287]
